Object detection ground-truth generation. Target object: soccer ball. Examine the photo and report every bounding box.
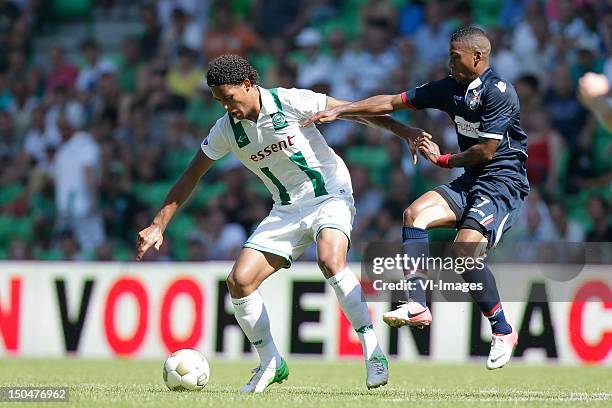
[163,349,210,391]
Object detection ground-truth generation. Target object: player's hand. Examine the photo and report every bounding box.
[418,137,441,165]
[300,109,340,127]
[136,223,164,261]
[395,128,432,165]
[578,73,610,106]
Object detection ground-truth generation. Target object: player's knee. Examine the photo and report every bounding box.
[451,240,486,264]
[226,269,256,297]
[452,233,488,261]
[403,206,418,227]
[317,254,345,278]
[451,242,471,260]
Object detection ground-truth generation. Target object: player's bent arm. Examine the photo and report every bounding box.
[420,137,499,168]
[151,150,214,232]
[447,138,499,167]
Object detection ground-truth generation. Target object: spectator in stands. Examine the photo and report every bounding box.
[544,64,587,148]
[117,37,144,94]
[360,0,397,37]
[115,104,164,181]
[8,238,30,260]
[342,22,398,95]
[412,0,453,69]
[548,201,585,242]
[75,38,117,93]
[351,165,383,243]
[22,105,60,165]
[45,44,78,92]
[100,162,137,244]
[523,109,564,193]
[51,114,105,251]
[585,197,612,242]
[138,4,162,61]
[203,2,261,61]
[294,28,331,89]
[0,0,21,57]
[166,46,204,102]
[44,85,84,134]
[255,0,305,39]
[191,207,246,260]
[571,39,605,85]
[160,6,202,60]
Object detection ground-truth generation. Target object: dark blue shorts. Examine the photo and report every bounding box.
[434,174,526,249]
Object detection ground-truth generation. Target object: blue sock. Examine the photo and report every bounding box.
[461,265,512,335]
[402,226,429,307]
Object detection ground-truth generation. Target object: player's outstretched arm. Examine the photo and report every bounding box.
[418,137,499,168]
[300,94,406,127]
[136,150,214,260]
[325,96,431,164]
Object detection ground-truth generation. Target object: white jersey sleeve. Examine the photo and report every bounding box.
[201,116,230,160]
[280,88,328,120]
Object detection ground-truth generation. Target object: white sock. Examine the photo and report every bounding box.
[327,267,383,359]
[232,290,282,368]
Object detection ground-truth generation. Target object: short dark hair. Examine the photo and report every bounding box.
[450,26,488,44]
[206,54,259,87]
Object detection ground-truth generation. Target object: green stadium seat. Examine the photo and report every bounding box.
[112,241,133,262]
[34,246,63,261]
[187,182,227,209]
[591,125,612,175]
[0,215,33,243]
[346,145,390,186]
[167,149,195,180]
[0,183,24,207]
[165,213,196,261]
[132,181,174,208]
[50,0,92,20]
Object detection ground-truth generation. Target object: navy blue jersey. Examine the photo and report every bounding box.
[402,68,529,195]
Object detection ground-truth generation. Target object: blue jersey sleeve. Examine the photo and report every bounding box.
[477,81,516,140]
[401,77,450,110]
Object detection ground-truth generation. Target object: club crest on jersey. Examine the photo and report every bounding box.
[467,89,482,110]
[495,81,506,93]
[271,112,289,130]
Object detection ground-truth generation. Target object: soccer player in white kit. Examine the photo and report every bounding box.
[136,54,426,393]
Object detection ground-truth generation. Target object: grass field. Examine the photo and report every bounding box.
[0,359,610,407]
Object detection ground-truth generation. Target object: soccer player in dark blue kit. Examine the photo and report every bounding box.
[302,27,529,369]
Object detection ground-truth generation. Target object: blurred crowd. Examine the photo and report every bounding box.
[0,0,610,262]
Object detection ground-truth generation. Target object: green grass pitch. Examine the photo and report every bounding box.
[0,359,610,407]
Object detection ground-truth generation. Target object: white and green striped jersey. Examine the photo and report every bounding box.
[201,86,352,205]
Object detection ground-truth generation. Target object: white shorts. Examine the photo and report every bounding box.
[243,194,355,268]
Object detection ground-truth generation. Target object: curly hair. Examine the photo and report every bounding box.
[206,54,259,87]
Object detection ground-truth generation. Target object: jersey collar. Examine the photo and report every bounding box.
[464,67,493,100]
[257,86,279,120]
